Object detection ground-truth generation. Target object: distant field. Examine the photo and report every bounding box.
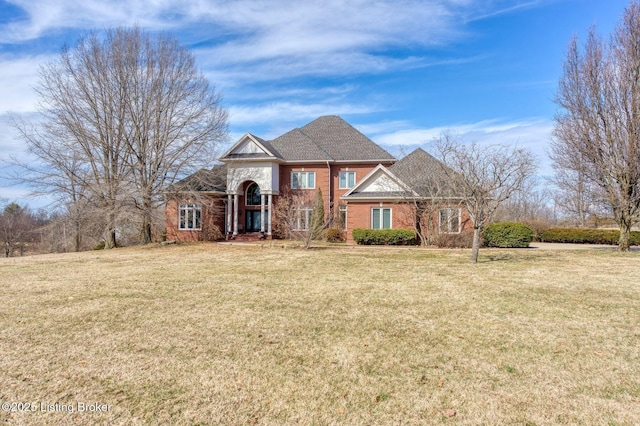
[0,244,639,425]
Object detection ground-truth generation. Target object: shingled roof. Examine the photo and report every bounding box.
[268,128,332,161]
[221,116,396,163]
[165,164,227,193]
[272,115,395,162]
[388,148,460,197]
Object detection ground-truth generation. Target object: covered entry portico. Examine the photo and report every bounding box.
[226,181,274,237]
[223,157,280,239]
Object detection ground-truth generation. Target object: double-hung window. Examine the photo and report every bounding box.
[293,206,313,230]
[339,171,356,189]
[179,203,202,230]
[439,208,461,234]
[291,171,315,189]
[371,207,391,230]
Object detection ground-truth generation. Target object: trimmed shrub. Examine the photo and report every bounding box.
[484,222,535,248]
[352,228,417,245]
[540,228,640,245]
[435,231,474,248]
[521,220,552,242]
[324,227,346,243]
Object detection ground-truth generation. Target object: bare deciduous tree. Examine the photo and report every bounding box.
[116,28,228,243]
[552,1,640,251]
[0,202,37,257]
[272,187,325,249]
[494,180,556,223]
[13,27,227,248]
[435,135,537,263]
[548,157,599,227]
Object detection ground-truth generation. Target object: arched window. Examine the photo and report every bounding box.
[246,183,261,206]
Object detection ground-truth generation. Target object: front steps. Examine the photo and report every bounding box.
[227,233,270,242]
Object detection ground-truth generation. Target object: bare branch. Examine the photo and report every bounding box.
[552,2,640,250]
[11,26,228,248]
[434,134,537,263]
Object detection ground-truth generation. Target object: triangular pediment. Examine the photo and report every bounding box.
[342,164,417,199]
[357,170,405,193]
[220,133,279,160]
[233,137,269,155]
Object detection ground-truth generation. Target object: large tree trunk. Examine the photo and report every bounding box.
[74,221,81,252]
[104,211,117,249]
[140,192,154,244]
[105,229,117,249]
[618,222,632,252]
[141,212,153,244]
[471,227,482,263]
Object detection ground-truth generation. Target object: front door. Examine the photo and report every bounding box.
[245,210,264,232]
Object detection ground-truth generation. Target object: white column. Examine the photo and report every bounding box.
[233,194,239,235]
[226,194,232,234]
[260,194,266,233]
[267,194,273,236]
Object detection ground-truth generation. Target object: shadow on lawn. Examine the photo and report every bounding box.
[482,253,514,262]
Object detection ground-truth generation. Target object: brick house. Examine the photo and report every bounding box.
[165,115,470,244]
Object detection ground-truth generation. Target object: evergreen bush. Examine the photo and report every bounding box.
[484,222,535,248]
[352,228,417,245]
[540,228,640,245]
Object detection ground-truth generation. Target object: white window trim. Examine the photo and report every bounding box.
[178,203,202,231]
[291,171,316,189]
[338,205,347,231]
[371,207,392,230]
[439,207,461,234]
[293,206,313,231]
[339,171,356,189]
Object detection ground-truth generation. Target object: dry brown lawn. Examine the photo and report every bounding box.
[0,243,639,425]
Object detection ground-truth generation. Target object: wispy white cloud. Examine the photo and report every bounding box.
[1,0,463,43]
[372,117,555,173]
[371,118,553,146]
[0,0,512,97]
[1,0,180,42]
[229,101,380,131]
[0,54,51,114]
[226,84,359,103]
[465,0,543,23]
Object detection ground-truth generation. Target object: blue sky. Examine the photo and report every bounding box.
[0,0,631,207]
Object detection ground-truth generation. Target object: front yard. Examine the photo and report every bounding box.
[0,244,638,424]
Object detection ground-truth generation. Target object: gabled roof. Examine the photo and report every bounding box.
[389,148,460,198]
[165,164,227,193]
[342,164,417,200]
[342,148,463,201]
[220,116,396,163]
[220,133,281,161]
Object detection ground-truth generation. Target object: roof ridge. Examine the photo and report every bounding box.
[297,126,336,161]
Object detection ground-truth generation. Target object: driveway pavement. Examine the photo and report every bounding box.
[529,242,639,251]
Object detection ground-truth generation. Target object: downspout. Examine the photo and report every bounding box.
[326,160,332,224]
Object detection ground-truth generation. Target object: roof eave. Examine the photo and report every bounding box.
[340,196,410,202]
[331,158,397,163]
[164,190,227,195]
[219,157,284,164]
